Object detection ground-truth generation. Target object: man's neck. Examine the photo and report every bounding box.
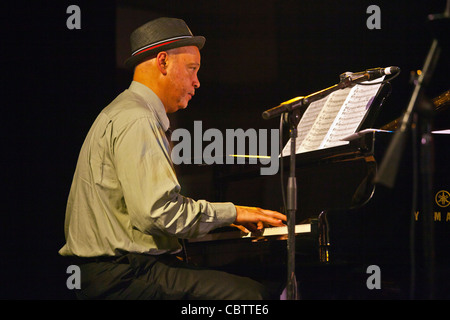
[133,73,169,113]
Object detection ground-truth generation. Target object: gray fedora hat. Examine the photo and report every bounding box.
[125,17,205,69]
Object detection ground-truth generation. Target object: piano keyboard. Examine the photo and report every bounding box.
[188,223,311,243]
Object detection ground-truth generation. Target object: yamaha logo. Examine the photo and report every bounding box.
[435,190,450,208]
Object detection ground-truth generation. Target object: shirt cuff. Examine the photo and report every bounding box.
[210,202,236,227]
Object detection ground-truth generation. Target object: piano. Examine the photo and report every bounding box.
[182,90,450,299]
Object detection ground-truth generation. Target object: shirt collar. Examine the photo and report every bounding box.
[129,81,170,132]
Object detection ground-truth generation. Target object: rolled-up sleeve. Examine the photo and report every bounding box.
[113,116,236,239]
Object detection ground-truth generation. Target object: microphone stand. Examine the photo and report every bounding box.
[262,76,358,120]
[375,38,440,188]
[263,75,365,300]
[285,108,300,300]
[375,9,447,298]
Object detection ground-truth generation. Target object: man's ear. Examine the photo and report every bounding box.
[156,51,169,75]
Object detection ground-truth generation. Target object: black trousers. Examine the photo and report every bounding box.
[73,253,270,300]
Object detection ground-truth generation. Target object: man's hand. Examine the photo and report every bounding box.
[234,205,286,233]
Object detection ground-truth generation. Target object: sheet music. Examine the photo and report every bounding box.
[281,76,385,156]
[280,96,328,156]
[321,77,384,148]
[297,87,352,153]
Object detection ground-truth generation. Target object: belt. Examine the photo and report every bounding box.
[69,255,122,265]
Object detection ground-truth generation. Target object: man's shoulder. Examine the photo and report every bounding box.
[102,89,156,126]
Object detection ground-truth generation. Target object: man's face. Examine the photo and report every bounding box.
[165,46,201,113]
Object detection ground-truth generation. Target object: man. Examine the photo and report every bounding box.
[59,17,286,300]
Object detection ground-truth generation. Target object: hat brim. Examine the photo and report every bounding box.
[124,36,205,69]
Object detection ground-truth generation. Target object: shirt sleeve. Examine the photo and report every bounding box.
[113,116,236,239]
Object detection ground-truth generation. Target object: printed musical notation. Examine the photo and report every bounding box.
[281,77,385,156]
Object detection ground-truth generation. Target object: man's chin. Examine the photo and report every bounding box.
[179,101,189,110]
[167,103,188,114]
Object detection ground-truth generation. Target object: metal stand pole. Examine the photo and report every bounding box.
[286,110,301,300]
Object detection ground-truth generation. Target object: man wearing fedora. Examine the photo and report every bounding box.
[59,17,286,299]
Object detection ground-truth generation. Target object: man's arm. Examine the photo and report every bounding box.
[114,116,236,239]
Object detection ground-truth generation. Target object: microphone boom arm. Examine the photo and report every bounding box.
[262,75,360,120]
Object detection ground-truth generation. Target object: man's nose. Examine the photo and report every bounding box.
[193,75,200,89]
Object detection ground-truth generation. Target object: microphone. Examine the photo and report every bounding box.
[340,66,400,82]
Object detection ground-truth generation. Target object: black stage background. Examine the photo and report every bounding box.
[1,0,448,299]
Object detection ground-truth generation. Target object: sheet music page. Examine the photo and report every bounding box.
[297,87,352,153]
[321,77,384,148]
[281,96,328,156]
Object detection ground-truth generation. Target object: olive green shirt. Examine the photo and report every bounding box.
[59,81,236,257]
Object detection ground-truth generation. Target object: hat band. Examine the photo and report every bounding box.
[132,35,193,56]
